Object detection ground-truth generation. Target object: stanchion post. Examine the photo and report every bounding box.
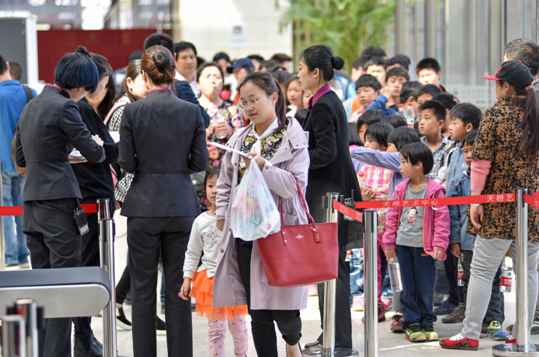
[493,188,539,356]
[15,298,39,357]
[0,161,5,271]
[303,193,358,357]
[363,210,378,357]
[98,198,117,357]
[2,314,27,357]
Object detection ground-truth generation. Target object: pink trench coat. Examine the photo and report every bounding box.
[213,118,310,310]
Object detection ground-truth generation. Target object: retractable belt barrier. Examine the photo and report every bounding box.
[330,189,539,357]
[0,203,98,216]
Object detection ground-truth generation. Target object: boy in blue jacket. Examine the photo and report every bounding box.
[445,131,507,341]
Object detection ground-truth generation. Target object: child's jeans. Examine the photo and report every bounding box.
[208,315,248,357]
[349,249,364,298]
[361,233,386,307]
[397,245,436,330]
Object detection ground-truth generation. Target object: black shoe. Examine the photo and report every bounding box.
[156,315,166,336]
[433,299,457,315]
[73,335,103,357]
[116,306,132,330]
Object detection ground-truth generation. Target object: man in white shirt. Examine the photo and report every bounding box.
[174,41,200,97]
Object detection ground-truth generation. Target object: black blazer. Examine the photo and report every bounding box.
[303,90,362,247]
[15,86,105,201]
[174,79,210,128]
[119,89,209,217]
[71,98,118,205]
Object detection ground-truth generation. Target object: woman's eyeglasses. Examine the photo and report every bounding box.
[238,94,269,109]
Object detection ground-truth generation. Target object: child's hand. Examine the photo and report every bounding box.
[360,186,375,201]
[378,213,386,227]
[385,248,397,260]
[433,249,443,260]
[470,204,484,229]
[380,85,394,99]
[216,219,225,231]
[450,243,461,258]
[179,277,192,300]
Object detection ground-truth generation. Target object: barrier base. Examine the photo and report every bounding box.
[493,343,539,356]
[302,346,359,356]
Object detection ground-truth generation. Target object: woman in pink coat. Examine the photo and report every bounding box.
[213,72,309,357]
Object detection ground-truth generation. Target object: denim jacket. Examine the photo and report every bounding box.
[447,168,476,250]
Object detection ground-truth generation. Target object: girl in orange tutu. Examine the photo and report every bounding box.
[180,166,249,357]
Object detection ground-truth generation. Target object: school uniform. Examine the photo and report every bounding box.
[118,88,208,357]
[15,85,105,357]
[302,86,362,349]
[71,97,119,352]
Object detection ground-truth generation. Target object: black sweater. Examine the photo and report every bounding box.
[71,98,118,206]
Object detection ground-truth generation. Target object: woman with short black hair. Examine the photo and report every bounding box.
[15,45,105,357]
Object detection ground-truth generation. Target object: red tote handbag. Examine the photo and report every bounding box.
[257,177,339,287]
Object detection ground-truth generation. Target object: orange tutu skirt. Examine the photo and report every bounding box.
[191,270,248,321]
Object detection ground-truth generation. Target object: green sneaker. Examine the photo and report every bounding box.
[487,321,508,341]
[422,324,439,341]
[405,323,427,342]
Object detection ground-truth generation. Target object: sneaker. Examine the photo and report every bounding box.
[352,296,364,312]
[382,297,392,310]
[405,323,426,342]
[439,334,479,350]
[308,285,318,297]
[5,262,19,270]
[434,299,458,315]
[390,312,404,332]
[422,324,439,341]
[361,306,386,323]
[507,320,539,334]
[116,306,132,330]
[487,321,508,341]
[442,305,466,323]
[19,262,30,269]
[433,292,446,307]
[156,316,166,336]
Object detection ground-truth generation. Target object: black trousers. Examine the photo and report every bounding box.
[74,212,101,346]
[237,239,302,357]
[127,216,194,357]
[116,263,131,305]
[23,198,81,357]
[444,244,460,306]
[316,248,352,348]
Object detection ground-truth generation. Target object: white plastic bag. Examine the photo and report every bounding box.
[230,163,281,241]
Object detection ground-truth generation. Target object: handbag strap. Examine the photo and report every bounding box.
[278,175,321,242]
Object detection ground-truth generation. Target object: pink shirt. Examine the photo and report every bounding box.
[308,84,331,107]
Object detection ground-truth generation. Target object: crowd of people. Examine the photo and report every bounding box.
[2,31,539,357]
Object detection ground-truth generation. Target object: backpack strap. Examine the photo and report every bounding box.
[22,85,34,103]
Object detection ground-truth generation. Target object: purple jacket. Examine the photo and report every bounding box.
[382,178,450,260]
[213,118,310,310]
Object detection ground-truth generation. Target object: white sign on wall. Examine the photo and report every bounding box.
[229,20,248,47]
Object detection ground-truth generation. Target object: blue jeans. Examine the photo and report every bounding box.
[397,245,436,329]
[3,172,28,265]
[349,248,363,298]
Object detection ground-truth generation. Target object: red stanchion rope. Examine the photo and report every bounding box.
[525,194,539,210]
[0,203,98,216]
[333,200,363,223]
[354,193,516,209]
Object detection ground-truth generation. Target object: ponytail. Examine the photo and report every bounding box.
[521,87,539,158]
[238,72,288,133]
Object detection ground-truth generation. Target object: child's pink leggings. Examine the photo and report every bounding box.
[361,232,385,307]
[208,315,248,357]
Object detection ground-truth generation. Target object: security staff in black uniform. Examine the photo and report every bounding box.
[15,46,106,357]
[118,45,208,357]
[71,48,119,357]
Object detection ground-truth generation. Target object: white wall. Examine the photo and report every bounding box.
[178,0,293,63]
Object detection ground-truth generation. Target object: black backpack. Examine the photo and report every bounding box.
[22,85,34,103]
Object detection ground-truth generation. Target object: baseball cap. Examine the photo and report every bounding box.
[227,58,254,74]
[483,60,533,90]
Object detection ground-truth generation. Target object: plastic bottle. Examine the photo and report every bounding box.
[388,258,403,292]
[457,255,464,286]
[404,102,415,128]
[398,103,404,115]
[501,260,513,293]
[358,172,367,187]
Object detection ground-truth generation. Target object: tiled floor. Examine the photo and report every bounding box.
[89,212,538,356]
